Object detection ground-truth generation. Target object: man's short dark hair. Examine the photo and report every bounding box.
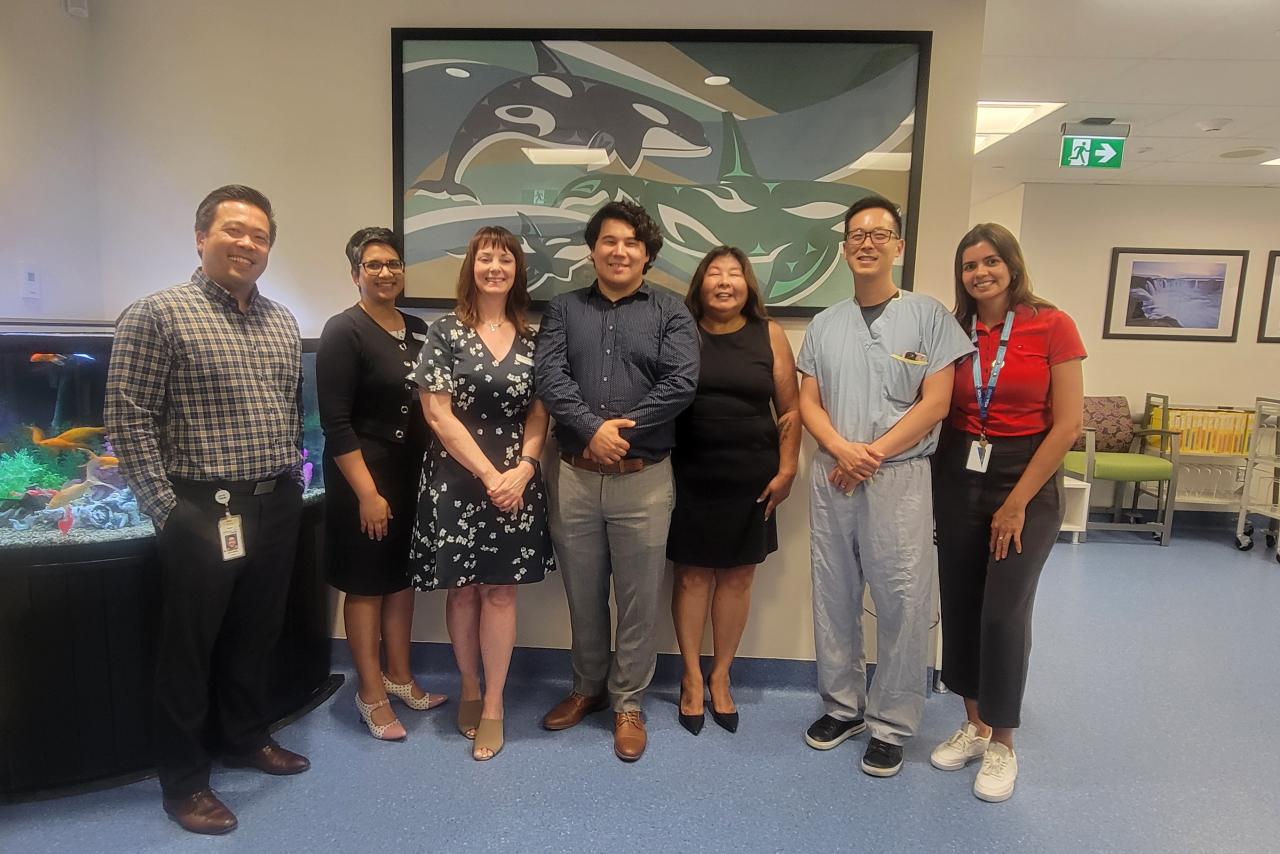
[345,227,403,272]
[194,184,278,245]
[584,200,663,273]
[842,194,903,237]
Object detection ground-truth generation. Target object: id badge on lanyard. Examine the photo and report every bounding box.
[215,488,246,561]
[966,310,1015,474]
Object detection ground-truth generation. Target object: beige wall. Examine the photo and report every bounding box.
[14,0,987,659]
[0,1,101,322]
[1018,183,1280,410]
[969,184,1025,239]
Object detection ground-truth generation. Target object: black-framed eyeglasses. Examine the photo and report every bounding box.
[843,228,899,246]
[360,260,405,274]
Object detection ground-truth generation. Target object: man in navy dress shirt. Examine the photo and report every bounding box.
[534,200,699,761]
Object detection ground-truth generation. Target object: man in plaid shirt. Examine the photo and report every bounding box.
[106,185,309,835]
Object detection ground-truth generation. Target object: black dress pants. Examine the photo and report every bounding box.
[154,476,302,798]
[933,427,1063,729]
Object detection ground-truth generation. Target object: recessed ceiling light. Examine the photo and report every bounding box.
[445,67,470,79]
[974,101,1066,153]
[523,147,610,167]
[1262,157,1280,166]
[1219,147,1271,159]
[704,75,731,86]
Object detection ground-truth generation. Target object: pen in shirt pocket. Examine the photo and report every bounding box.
[891,351,929,366]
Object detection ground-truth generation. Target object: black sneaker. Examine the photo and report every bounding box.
[804,714,867,750]
[860,737,904,777]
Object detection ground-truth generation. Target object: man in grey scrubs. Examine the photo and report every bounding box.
[797,195,972,777]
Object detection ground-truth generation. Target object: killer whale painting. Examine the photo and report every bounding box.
[394,30,928,314]
[411,41,711,201]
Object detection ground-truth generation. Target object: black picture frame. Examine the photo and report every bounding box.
[391,28,931,316]
[1102,247,1249,342]
[1259,251,1280,344]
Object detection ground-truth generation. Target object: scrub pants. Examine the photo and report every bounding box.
[933,427,1062,728]
[810,456,935,746]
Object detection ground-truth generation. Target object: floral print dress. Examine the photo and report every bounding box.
[407,313,555,590]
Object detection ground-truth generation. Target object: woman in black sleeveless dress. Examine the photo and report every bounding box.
[668,246,801,735]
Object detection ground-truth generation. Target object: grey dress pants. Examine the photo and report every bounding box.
[547,457,675,712]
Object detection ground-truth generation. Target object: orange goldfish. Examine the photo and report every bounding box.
[80,449,119,479]
[47,479,99,510]
[29,426,107,451]
[30,353,96,367]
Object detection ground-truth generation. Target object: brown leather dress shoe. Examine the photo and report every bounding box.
[614,710,647,761]
[223,742,311,775]
[542,692,609,731]
[163,789,238,835]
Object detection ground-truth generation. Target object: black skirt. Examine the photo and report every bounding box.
[323,437,422,595]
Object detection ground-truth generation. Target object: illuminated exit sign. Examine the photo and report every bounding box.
[1060,135,1125,168]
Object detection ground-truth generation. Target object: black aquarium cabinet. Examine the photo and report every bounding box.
[0,331,338,801]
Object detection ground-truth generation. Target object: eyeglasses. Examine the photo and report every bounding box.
[843,228,899,246]
[360,260,405,274]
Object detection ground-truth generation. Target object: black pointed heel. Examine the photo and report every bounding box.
[678,681,705,735]
[707,674,739,733]
[679,711,705,735]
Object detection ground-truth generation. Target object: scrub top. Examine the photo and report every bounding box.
[797,291,973,462]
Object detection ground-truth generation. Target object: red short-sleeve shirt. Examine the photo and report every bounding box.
[950,305,1087,437]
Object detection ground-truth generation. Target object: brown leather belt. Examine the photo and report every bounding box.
[560,453,650,475]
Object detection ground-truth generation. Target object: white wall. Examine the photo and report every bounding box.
[0,2,101,322]
[12,0,987,660]
[85,0,984,334]
[969,184,1024,238]
[1018,183,1280,410]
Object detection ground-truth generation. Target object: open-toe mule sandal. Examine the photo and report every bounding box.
[457,699,483,739]
[472,717,504,761]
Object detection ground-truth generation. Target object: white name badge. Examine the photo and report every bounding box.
[218,514,246,561]
[514,353,534,366]
[966,440,991,473]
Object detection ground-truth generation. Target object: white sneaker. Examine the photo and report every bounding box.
[973,742,1018,802]
[930,722,990,770]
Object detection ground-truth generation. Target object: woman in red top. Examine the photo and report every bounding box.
[930,223,1085,802]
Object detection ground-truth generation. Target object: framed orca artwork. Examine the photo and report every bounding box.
[392,29,931,316]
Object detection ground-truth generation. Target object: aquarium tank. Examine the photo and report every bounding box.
[0,332,325,550]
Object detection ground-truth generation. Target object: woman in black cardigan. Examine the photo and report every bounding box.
[317,227,446,740]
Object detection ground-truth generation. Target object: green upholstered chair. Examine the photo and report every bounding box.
[1063,393,1181,545]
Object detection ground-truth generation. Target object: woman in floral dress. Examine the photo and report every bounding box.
[409,225,555,760]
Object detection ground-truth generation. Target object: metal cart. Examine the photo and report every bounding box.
[1234,397,1280,561]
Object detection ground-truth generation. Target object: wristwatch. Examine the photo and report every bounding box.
[519,455,541,472]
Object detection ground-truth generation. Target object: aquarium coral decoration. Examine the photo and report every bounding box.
[0,448,66,499]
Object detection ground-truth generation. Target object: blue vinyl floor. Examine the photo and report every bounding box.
[3,519,1279,853]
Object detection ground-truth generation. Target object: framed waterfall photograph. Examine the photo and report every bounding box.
[391,28,931,316]
[1259,251,1280,343]
[1103,247,1249,342]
